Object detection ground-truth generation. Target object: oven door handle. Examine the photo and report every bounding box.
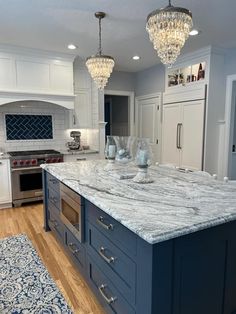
[11,166,42,172]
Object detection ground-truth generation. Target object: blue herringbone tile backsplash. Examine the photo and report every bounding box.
[5,114,53,140]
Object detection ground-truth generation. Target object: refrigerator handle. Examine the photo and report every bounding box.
[176,124,180,149]
[179,123,183,149]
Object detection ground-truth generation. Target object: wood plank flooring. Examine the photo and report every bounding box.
[0,203,105,314]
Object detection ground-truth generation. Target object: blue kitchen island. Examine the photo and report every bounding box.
[42,160,236,314]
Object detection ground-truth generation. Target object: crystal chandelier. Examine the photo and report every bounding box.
[86,12,115,90]
[146,0,193,66]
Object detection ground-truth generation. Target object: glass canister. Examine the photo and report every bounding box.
[133,138,154,183]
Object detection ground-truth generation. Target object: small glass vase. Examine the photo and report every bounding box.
[104,136,117,171]
[133,138,153,183]
[114,136,135,165]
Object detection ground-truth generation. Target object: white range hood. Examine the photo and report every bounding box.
[0,46,76,109]
[0,90,75,109]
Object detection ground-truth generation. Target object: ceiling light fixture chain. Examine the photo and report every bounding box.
[86,12,115,90]
[146,0,193,66]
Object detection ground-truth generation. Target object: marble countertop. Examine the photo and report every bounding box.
[41,160,236,244]
[60,149,99,155]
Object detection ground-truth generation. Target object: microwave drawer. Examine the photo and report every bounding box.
[86,200,137,258]
[87,254,135,314]
[65,228,85,269]
[87,222,136,306]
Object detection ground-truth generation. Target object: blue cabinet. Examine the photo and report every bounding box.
[43,170,236,314]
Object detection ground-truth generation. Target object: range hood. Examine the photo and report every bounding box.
[0,90,75,109]
[0,46,76,110]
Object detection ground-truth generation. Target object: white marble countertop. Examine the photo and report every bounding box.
[41,160,236,244]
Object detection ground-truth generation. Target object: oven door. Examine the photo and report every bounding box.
[11,167,43,200]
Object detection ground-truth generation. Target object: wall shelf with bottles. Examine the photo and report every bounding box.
[167,62,206,88]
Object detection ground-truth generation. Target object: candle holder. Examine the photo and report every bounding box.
[133,138,153,183]
[104,136,117,171]
[114,136,135,165]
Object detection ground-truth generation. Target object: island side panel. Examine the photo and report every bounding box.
[42,169,50,231]
[136,238,173,314]
[151,221,236,314]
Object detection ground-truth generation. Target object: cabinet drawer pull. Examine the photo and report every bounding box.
[51,196,58,203]
[98,284,117,305]
[99,247,115,264]
[49,219,58,229]
[49,178,57,184]
[68,242,79,254]
[97,216,114,230]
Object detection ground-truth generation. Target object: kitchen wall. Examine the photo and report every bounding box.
[134,63,165,96]
[105,71,135,91]
[0,101,99,153]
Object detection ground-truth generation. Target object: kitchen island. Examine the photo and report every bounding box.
[42,160,236,314]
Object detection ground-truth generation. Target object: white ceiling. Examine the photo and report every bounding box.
[0,0,235,72]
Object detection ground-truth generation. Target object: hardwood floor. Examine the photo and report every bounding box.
[0,203,105,314]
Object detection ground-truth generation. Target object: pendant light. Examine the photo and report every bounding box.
[86,12,115,90]
[146,0,193,67]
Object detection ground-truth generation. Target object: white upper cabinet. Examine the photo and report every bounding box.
[72,61,94,128]
[0,48,74,95]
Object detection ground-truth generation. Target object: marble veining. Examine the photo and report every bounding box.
[42,160,236,244]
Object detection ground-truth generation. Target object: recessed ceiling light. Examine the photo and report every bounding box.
[189,29,199,36]
[68,44,77,50]
[133,55,140,60]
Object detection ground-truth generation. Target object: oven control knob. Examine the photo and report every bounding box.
[13,160,18,167]
[46,158,51,163]
[19,160,25,166]
[31,159,37,165]
[52,158,57,163]
[58,157,63,163]
[25,160,31,165]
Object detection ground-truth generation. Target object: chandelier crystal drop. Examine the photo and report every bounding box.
[86,12,115,90]
[146,0,193,66]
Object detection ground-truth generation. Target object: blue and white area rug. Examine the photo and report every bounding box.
[0,234,73,314]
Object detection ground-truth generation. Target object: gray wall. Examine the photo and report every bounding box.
[225,49,236,76]
[134,63,165,96]
[105,71,135,91]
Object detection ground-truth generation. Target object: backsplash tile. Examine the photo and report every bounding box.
[5,114,53,140]
[0,101,100,153]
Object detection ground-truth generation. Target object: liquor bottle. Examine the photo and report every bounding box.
[197,63,205,80]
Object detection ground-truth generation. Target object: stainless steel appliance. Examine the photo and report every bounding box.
[60,182,84,242]
[9,150,63,207]
[66,131,81,151]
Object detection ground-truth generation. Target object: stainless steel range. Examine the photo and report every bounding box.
[8,150,63,207]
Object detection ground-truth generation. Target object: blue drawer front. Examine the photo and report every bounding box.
[48,186,60,211]
[48,205,65,243]
[47,172,60,193]
[87,254,135,314]
[86,200,137,258]
[65,228,85,269]
[87,222,136,306]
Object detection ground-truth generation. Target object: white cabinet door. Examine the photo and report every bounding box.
[73,89,92,128]
[0,159,12,206]
[162,103,181,166]
[137,97,160,162]
[180,100,205,170]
